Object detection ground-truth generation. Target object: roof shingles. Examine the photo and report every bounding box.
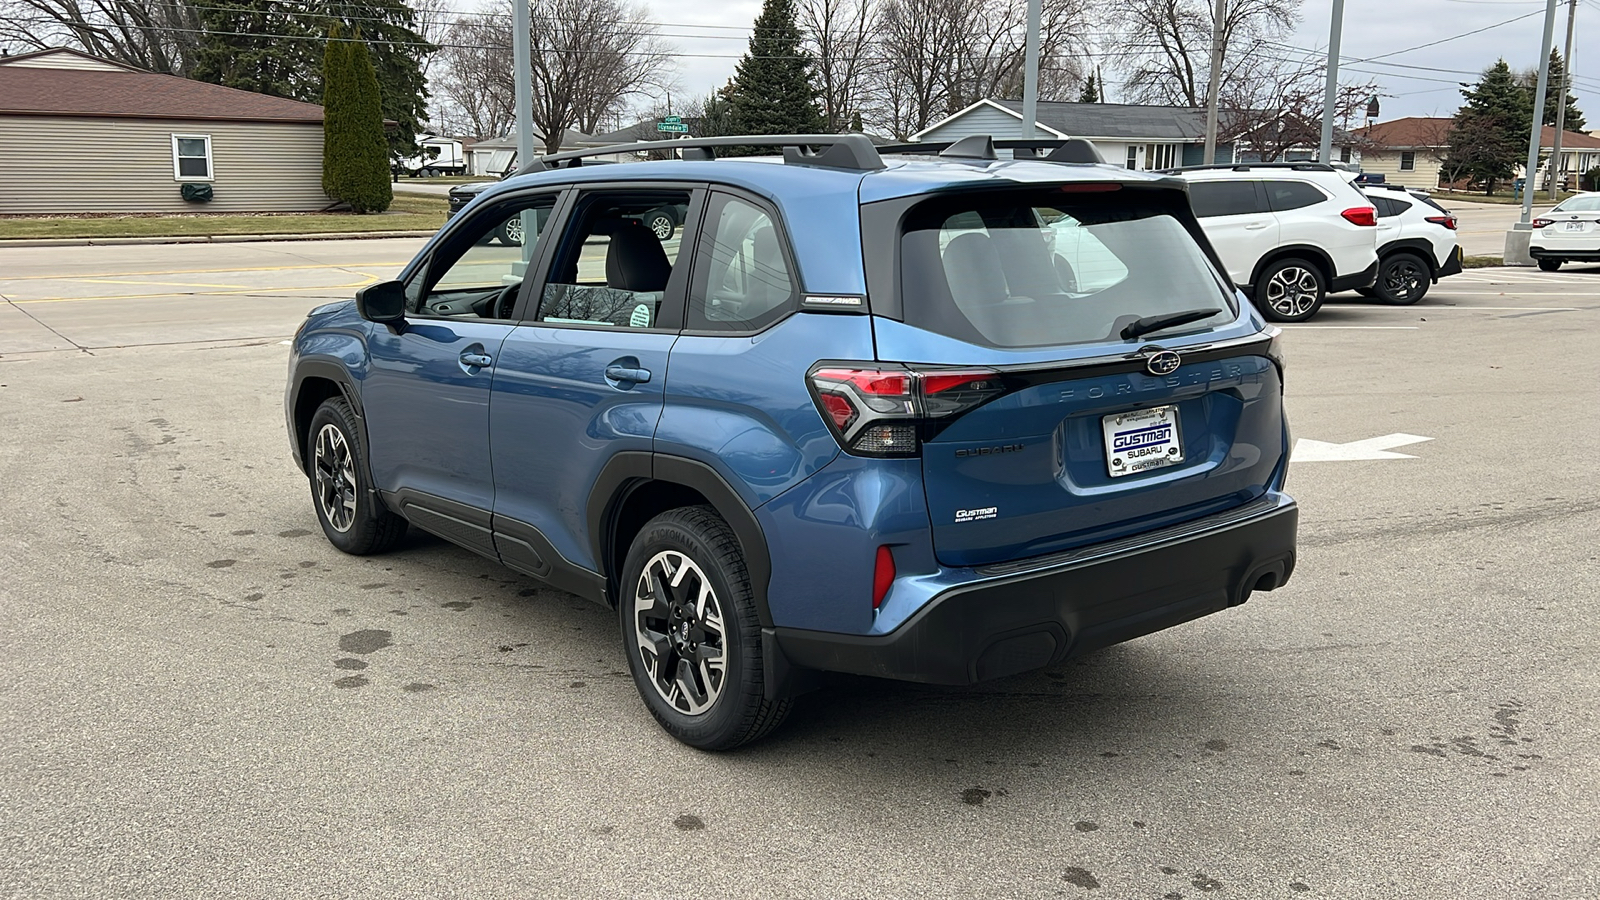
[0,66,324,123]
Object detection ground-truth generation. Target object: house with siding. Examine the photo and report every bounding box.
[1350,117,1452,188]
[913,98,1240,169]
[0,47,331,214]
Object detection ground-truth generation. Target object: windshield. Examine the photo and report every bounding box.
[898,189,1236,349]
[1553,195,1600,212]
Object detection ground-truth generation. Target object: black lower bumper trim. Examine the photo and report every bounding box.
[775,497,1298,685]
[1329,261,1378,293]
[1437,246,1463,278]
[1530,249,1600,260]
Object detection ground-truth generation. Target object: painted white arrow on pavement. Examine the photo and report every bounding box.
[1292,433,1433,462]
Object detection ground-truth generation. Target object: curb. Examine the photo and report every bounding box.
[0,231,437,249]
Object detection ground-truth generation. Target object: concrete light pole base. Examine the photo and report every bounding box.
[1503,224,1534,266]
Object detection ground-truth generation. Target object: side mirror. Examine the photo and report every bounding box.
[355,280,407,325]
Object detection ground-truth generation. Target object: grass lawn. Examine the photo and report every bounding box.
[1462,255,1505,268]
[1435,189,1582,206]
[0,193,448,240]
[396,174,487,185]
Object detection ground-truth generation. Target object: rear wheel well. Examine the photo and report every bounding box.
[293,378,343,474]
[1253,248,1333,288]
[607,480,713,607]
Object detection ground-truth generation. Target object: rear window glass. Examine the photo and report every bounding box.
[1415,194,1450,214]
[1554,195,1600,212]
[899,189,1236,349]
[1264,180,1327,212]
[1188,181,1262,217]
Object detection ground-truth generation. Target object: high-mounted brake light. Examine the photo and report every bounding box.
[1058,183,1123,193]
[1532,218,1554,229]
[1425,215,1457,230]
[809,365,1007,458]
[1340,206,1377,227]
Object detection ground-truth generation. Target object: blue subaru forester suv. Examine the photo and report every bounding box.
[286,134,1297,749]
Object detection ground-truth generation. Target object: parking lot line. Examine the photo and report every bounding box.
[1280,325,1420,329]
[9,276,380,304]
[0,262,405,281]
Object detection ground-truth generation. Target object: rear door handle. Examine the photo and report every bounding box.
[460,351,493,368]
[604,364,652,384]
[1244,221,1270,230]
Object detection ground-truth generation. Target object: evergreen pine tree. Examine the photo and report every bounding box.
[1525,50,1587,131]
[322,27,393,214]
[1447,60,1530,194]
[726,0,824,145]
[1079,74,1100,104]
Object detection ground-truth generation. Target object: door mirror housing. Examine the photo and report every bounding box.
[356,280,407,324]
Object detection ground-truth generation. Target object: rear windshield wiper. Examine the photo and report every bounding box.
[1121,308,1221,341]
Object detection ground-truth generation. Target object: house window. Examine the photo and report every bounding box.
[1340,146,1352,163]
[172,134,213,181]
[1400,151,1416,172]
[1145,144,1177,170]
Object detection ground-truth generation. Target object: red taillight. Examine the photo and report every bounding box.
[1058,183,1122,193]
[872,545,895,609]
[809,365,1006,457]
[1532,218,1554,229]
[1425,215,1457,230]
[1340,206,1377,227]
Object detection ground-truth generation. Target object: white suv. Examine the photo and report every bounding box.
[1359,185,1463,304]
[1167,164,1379,322]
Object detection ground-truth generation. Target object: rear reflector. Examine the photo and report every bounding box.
[1340,206,1377,227]
[872,545,895,609]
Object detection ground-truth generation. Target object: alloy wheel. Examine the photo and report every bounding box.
[1265,266,1320,318]
[503,216,524,245]
[313,423,358,533]
[649,215,673,240]
[1382,259,1423,301]
[633,550,727,716]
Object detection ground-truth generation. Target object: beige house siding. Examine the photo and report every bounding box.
[0,116,328,213]
[1361,149,1443,188]
[1,53,126,71]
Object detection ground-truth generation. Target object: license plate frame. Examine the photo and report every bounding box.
[1103,405,1184,478]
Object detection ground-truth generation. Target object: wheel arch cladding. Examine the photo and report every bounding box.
[291,369,356,475]
[1252,245,1333,287]
[1378,239,1439,274]
[589,453,776,627]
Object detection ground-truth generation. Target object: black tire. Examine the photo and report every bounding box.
[644,209,675,241]
[1538,258,1562,272]
[497,215,524,246]
[1373,252,1430,305]
[619,505,790,750]
[1254,257,1326,322]
[306,398,407,555]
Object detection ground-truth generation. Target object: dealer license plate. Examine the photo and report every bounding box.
[1103,405,1183,477]
[1565,221,1586,231]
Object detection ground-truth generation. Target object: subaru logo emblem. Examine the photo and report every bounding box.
[1145,350,1182,376]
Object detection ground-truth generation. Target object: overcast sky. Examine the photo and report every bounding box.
[626,0,1598,128]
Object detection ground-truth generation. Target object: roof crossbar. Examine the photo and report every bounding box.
[1158,162,1335,174]
[877,137,1107,165]
[531,134,886,172]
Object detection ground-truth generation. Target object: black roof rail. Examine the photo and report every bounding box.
[1157,162,1337,174]
[531,134,885,172]
[876,136,1108,165]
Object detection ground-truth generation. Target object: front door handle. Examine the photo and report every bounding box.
[460,351,493,368]
[604,364,652,384]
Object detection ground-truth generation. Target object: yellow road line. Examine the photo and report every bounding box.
[2,261,407,281]
[11,275,380,304]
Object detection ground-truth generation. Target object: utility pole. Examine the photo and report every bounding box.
[1021,0,1041,139]
[1548,0,1578,200]
[1203,0,1226,165]
[1318,0,1346,163]
[513,0,534,173]
[1522,0,1560,224]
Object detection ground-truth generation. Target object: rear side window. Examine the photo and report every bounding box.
[1264,180,1327,212]
[1188,181,1263,218]
[688,193,796,332]
[898,188,1236,349]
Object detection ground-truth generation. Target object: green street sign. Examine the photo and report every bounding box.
[662,115,682,124]
[656,122,689,133]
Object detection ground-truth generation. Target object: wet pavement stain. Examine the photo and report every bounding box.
[1289,883,1311,893]
[277,529,311,538]
[206,559,236,568]
[1061,867,1099,889]
[1204,739,1229,752]
[960,787,992,806]
[1191,873,1222,892]
[401,683,435,693]
[231,529,256,536]
[333,675,369,689]
[338,630,392,654]
[333,658,368,670]
[441,601,474,611]
[243,593,264,602]
[1159,867,1180,876]
[570,681,586,688]
[673,814,705,831]
[1073,821,1099,832]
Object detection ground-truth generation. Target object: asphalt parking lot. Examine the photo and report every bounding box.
[2,239,1598,899]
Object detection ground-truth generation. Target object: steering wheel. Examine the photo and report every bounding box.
[488,282,521,319]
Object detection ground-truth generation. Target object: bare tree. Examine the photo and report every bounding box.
[1219,53,1378,161]
[0,0,201,74]
[1111,0,1297,108]
[798,0,877,132]
[435,11,516,138]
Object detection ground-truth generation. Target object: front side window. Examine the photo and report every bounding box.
[171,134,212,180]
[1400,151,1416,171]
[1263,180,1327,212]
[408,193,558,319]
[897,189,1236,349]
[535,190,692,328]
[687,193,796,332]
[1188,181,1263,218]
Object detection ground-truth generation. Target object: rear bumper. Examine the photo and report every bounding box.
[1329,260,1378,293]
[1530,246,1600,260]
[1436,245,1463,278]
[773,493,1297,686]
